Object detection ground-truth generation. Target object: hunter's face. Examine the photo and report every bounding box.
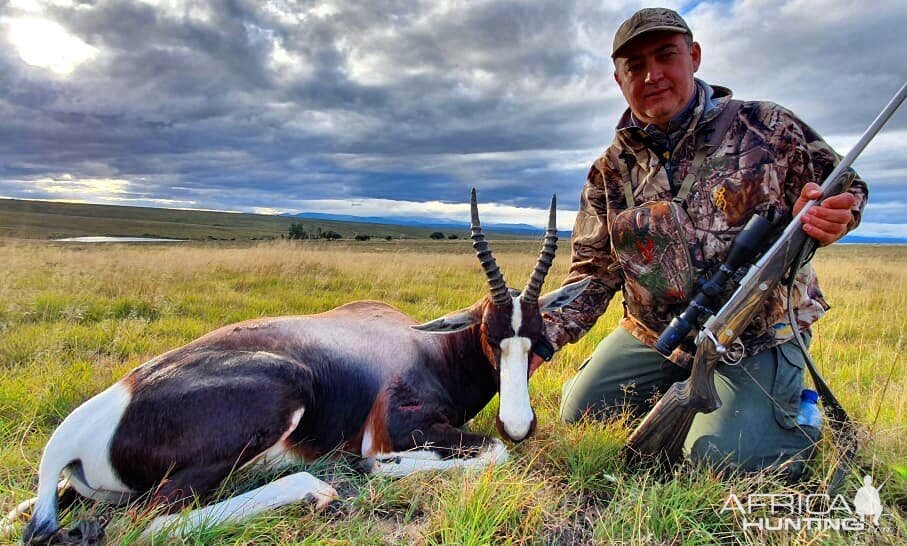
[613,31,701,128]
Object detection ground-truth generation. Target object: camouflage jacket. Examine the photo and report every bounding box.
[544,82,868,367]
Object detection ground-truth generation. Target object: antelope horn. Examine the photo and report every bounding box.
[522,195,557,305]
[470,188,509,305]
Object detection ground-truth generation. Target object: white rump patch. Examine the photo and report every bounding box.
[28,383,134,532]
[140,471,337,541]
[368,439,509,477]
[46,384,133,499]
[64,383,133,496]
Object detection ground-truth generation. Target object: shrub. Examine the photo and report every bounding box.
[288,222,309,240]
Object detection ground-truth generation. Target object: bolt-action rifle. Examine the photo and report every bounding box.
[625,82,907,474]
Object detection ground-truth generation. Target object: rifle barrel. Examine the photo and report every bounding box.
[779,81,906,243]
[835,81,907,185]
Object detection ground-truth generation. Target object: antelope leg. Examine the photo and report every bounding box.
[140,471,337,541]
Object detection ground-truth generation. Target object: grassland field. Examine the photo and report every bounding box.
[0,238,904,545]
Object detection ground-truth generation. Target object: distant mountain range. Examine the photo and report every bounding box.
[839,234,907,245]
[286,212,558,236]
[288,212,907,243]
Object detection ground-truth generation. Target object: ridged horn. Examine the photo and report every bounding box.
[470,188,509,305]
[522,195,558,305]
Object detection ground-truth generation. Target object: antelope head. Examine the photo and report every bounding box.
[414,189,590,442]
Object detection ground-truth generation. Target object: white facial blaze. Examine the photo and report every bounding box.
[498,296,533,440]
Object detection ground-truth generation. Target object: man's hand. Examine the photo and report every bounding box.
[528,353,545,378]
[792,182,856,246]
[529,336,556,377]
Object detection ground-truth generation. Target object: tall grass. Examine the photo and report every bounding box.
[1,240,904,544]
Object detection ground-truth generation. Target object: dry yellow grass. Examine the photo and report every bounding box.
[1,239,904,544]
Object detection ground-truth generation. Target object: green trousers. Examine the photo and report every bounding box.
[560,327,820,477]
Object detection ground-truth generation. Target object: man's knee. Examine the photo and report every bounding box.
[559,399,585,424]
[559,376,616,423]
[686,426,820,481]
[559,328,681,424]
[559,383,646,424]
[559,401,626,424]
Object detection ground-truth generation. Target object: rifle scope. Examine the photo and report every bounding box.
[654,214,774,356]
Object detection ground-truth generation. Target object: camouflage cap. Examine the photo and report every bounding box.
[611,7,692,58]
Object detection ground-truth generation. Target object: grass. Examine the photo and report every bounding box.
[0,239,905,544]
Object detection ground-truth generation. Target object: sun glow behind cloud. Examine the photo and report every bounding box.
[6,175,197,209]
[4,16,97,75]
[34,175,130,195]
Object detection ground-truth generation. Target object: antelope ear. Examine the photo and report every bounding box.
[538,276,592,312]
[412,309,480,333]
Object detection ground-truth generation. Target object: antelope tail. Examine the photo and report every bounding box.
[20,434,76,544]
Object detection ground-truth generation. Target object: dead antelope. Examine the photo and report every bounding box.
[12,190,589,543]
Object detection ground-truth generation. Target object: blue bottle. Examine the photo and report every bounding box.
[797,389,822,429]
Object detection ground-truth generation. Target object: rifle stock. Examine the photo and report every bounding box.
[625,81,906,466]
[624,338,719,466]
[624,228,798,464]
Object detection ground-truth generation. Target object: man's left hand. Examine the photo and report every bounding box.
[792,182,856,246]
[528,353,545,378]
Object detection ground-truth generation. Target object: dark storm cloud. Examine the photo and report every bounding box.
[0,0,904,235]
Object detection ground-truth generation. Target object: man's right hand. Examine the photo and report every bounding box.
[793,182,856,246]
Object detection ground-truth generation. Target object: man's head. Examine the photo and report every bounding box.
[611,8,701,128]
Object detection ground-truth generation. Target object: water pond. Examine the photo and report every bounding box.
[53,236,187,243]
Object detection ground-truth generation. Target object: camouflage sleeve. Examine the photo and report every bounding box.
[543,156,624,351]
[770,104,869,229]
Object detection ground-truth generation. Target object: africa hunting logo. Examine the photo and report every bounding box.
[718,475,894,533]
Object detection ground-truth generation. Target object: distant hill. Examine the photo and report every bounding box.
[288,212,550,236]
[0,199,534,241]
[3,198,899,245]
[839,234,907,245]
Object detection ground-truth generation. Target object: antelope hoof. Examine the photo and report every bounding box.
[55,518,105,546]
[479,438,510,466]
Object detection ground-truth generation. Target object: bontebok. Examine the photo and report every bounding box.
[10,190,589,543]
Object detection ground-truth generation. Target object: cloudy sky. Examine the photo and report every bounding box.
[1,0,905,234]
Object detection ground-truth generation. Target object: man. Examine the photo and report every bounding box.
[532,7,867,476]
